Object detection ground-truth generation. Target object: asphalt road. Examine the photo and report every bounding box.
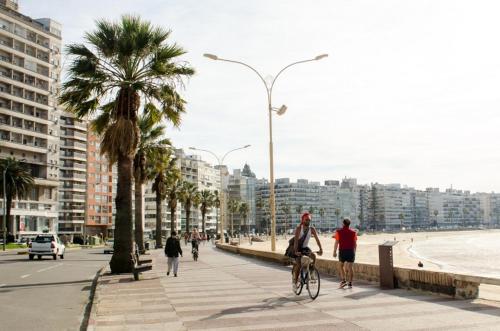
[0,248,110,331]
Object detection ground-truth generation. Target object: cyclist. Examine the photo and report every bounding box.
[190,228,201,254]
[292,212,323,287]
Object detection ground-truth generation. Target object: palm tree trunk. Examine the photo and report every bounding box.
[155,192,162,248]
[202,211,206,233]
[185,205,190,233]
[134,175,144,253]
[170,205,176,233]
[109,154,135,273]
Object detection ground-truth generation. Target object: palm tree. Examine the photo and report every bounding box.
[319,207,325,232]
[228,199,240,237]
[0,158,34,237]
[134,113,170,253]
[433,209,439,228]
[213,190,220,237]
[199,190,214,233]
[280,203,291,235]
[150,153,175,248]
[179,181,199,233]
[165,164,182,235]
[60,16,194,273]
[398,213,405,231]
[335,208,341,229]
[239,202,250,234]
[295,204,303,227]
[256,197,269,234]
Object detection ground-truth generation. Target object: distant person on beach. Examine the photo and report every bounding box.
[165,231,182,277]
[333,218,357,289]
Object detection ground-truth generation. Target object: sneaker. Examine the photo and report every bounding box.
[339,280,347,288]
[167,272,170,276]
[347,282,352,289]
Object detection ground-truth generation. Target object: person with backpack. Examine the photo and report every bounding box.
[289,212,323,288]
[165,231,182,277]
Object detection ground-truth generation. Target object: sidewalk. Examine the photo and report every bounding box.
[88,243,500,331]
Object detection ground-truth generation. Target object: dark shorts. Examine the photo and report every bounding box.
[294,247,312,261]
[339,249,355,263]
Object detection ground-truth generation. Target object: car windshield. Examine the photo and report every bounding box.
[35,236,54,243]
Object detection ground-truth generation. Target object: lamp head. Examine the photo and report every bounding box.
[276,105,287,116]
[244,144,251,148]
[315,54,329,60]
[203,53,218,60]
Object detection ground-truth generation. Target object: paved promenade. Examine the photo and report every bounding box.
[89,244,500,331]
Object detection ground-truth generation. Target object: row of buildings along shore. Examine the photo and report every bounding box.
[1,1,500,241]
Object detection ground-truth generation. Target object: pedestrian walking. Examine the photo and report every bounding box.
[333,218,357,289]
[165,231,182,277]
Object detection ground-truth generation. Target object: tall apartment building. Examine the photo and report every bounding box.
[85,132,113,238]
[0,1,61,237]
[175,149,220,232]
[227,164,257,233]
[58,112,86,237]
[255,178,322,234]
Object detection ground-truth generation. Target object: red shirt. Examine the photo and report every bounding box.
[334,227,357,250]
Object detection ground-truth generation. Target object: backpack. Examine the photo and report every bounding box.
[285,226,309,257]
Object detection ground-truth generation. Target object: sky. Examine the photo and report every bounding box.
[21,0,500,193]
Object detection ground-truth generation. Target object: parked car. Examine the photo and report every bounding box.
[29,234,65,260]
[104,238,114,254]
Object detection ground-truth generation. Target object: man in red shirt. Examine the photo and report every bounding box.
[333,218,357,289]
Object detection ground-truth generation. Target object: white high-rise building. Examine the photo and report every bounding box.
[0,1,61,237]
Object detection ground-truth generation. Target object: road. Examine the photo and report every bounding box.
[0,248,110,331]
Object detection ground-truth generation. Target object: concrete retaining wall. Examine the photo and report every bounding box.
[216,243,484,299]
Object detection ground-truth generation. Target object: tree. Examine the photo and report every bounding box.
[228,199,241,236]
[60,16,194,273]
[239,202,250,234]
[319,207,325,232]
[335,208,341,229]
[199,190,214,233]
[462,208,468,228]
[0,158,34,238]
[280,203,291,234]
[295,204,303,227]
[179,181,199,233]
[165,165,182,235]
[150,152,176,248]
[433,209,439,228]
[134,112,170,253]
[256,197,269,233]
[398,213,405,231]
[213,190,220,236]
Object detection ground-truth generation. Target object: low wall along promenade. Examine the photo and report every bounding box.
[216,243,500,299]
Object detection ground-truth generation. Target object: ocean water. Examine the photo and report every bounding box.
[409,231,500,278]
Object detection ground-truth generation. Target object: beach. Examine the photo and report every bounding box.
[242,229,500,277]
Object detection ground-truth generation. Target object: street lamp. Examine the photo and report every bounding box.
[189,145,251,243]
[203,52,328,251]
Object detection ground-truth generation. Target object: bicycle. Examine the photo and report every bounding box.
[292,254,321,300]
[192,247,198,261]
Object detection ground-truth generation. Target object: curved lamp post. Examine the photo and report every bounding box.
[203,53,328,251]
[189,145,251,242]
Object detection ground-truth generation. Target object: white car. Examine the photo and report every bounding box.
[29,234,65,260]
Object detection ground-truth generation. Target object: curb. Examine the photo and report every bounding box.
[80,264,108,331]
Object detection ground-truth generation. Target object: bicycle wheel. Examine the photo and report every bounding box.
[307,267,320,300]
[292,268,303,295]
